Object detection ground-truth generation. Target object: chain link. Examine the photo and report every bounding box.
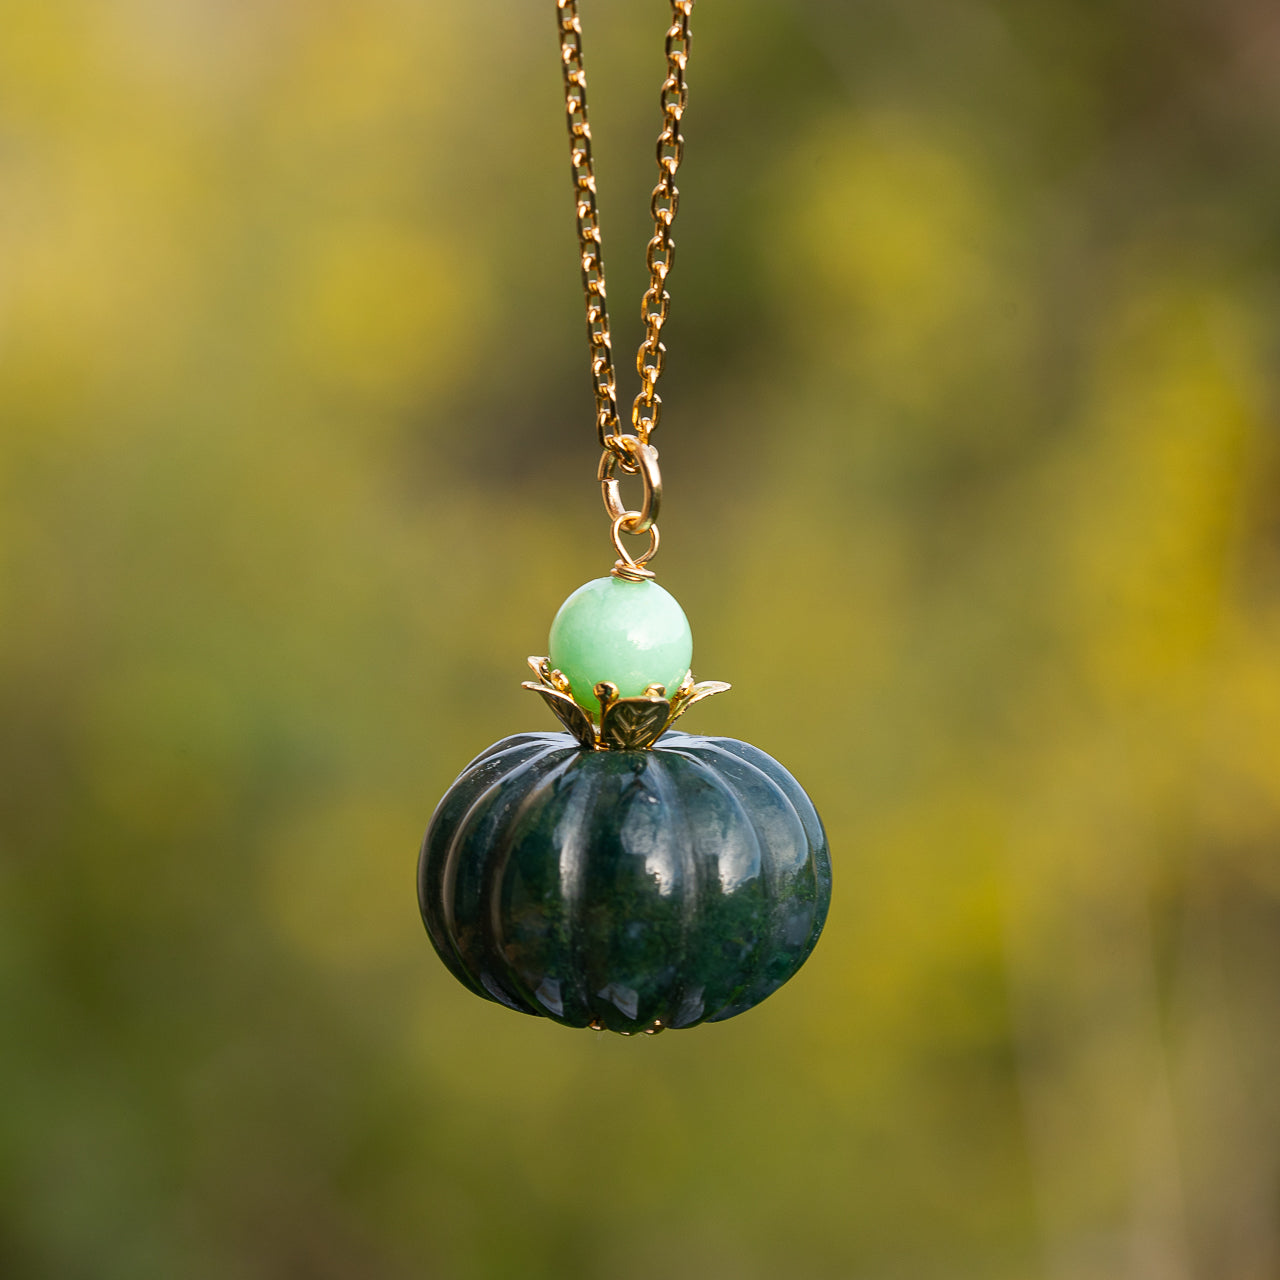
[556,0,693,460]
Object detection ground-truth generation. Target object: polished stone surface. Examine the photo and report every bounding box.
[419,730,832,1034]
[548,576,692,716]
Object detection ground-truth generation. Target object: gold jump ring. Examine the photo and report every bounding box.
[600,436,661,533]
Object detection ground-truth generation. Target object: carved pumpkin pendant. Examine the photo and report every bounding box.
[417,576,832,1035]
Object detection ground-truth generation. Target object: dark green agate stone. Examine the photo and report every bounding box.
[418,730,831,1034]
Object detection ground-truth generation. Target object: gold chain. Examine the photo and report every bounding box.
[556,0,693,465]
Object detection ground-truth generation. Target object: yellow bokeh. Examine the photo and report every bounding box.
[2,2,1277,1277]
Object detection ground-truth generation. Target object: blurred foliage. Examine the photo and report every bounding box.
[2,1,1279,1277]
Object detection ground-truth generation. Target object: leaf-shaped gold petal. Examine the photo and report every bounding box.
[526,656,573,695]
[600,697,672,751]
[667,678,732,725]
[521,682,596,750]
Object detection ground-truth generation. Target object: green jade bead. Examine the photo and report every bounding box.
[548,576,692,717]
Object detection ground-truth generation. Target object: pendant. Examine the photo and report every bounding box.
[419,0,830,1034]
[417,570,832,1035]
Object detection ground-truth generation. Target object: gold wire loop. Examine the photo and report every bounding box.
[599,436,661,533]
[610,512,660,580]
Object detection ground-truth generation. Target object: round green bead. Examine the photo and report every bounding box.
[548,576,692,717]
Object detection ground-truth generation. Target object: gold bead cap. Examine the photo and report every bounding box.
[522,655,730,751]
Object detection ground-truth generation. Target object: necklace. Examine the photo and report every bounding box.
[417,0,831,1036]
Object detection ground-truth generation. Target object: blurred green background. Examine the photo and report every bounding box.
[2,1,1279,1277]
